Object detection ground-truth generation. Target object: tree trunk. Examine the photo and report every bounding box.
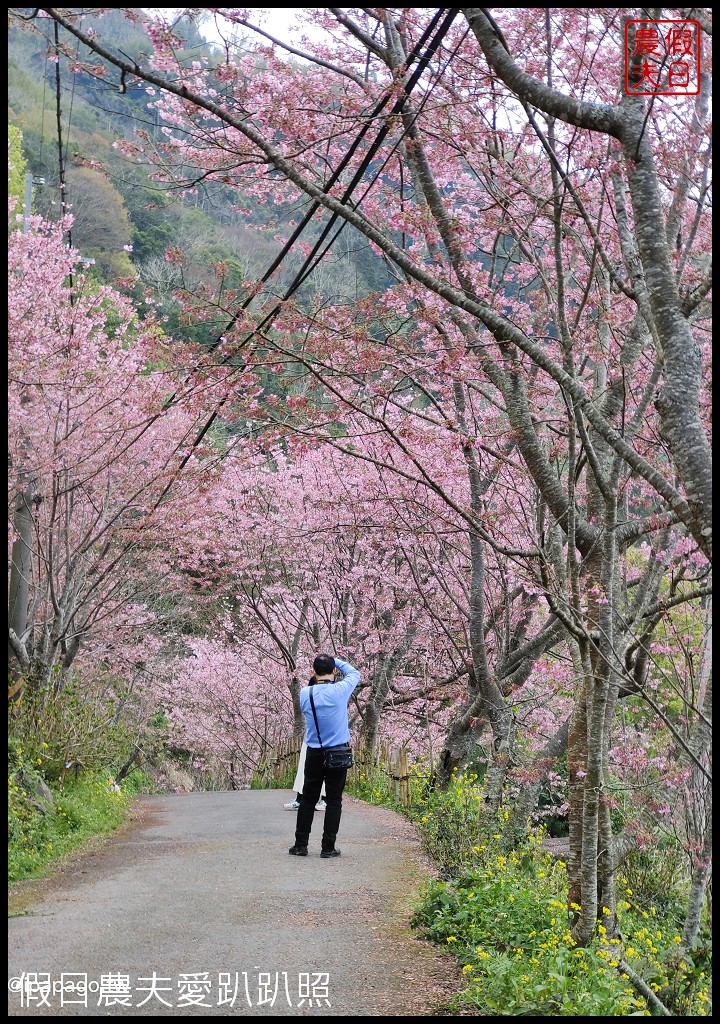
[8,481,34,690]
[359,630,416,760]
[509,716,570,840]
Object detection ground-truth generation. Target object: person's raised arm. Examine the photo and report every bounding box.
[334,656,360,693]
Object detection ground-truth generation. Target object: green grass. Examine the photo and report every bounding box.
[249,764,296,790]
[8,760,153,884]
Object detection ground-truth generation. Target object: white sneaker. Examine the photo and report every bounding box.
[283,799,300,810]
[315,799,327,811]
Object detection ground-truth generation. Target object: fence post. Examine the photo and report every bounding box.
[398,747,409,806]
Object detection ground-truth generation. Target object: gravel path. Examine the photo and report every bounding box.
[8,790,467,1017]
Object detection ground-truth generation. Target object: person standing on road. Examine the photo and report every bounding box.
[289,653,360,859]
[284,741,326,811]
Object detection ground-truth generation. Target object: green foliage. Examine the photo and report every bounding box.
[354,768,711,1017]
[249,767,296,790]
[9,674,140,782]
[117,767,158,797]
[348,763,403,807]
[8,122,27,221]
[346,757,431,812]
[8,717,160,883]
[131,215,175,263]
[64,165,134,280]
[410,831,632,1016]
[249,754,297,790]
[623,843,690,919]
[8,747,129,883]
[413,768,499,878]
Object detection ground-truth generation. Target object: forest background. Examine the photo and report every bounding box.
[8,7,711,1016]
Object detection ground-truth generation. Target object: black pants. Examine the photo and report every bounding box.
[295,746,348,852]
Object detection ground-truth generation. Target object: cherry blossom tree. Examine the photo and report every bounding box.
[7,214,244,694]
[162,434,571,805]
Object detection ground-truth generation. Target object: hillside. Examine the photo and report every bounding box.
[8,8,393,346]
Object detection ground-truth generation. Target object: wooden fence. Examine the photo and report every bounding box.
[355,740,414,806]
[260,738,423,807]
[255,736,300,787]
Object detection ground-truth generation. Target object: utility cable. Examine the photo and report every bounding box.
[154,10,460,497]
[54,19,73,291]
[62,13,81,171]
[30,8,459,509]
[205,7,455,353]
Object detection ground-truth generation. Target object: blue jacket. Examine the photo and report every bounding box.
[300,658,360,748]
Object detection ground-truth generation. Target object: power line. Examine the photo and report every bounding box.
[62,13,82,171]
[155,10,460,496]
[27,8,459,511]
[206,8,455,352]
[53,19,73,281]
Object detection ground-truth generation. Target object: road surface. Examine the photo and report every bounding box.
[8,790,464,1017]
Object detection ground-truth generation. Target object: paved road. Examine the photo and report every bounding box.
[8,791,461,1017]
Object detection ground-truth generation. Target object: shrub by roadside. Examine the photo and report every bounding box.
[8,743,151,884]
[348,763,712,1017]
